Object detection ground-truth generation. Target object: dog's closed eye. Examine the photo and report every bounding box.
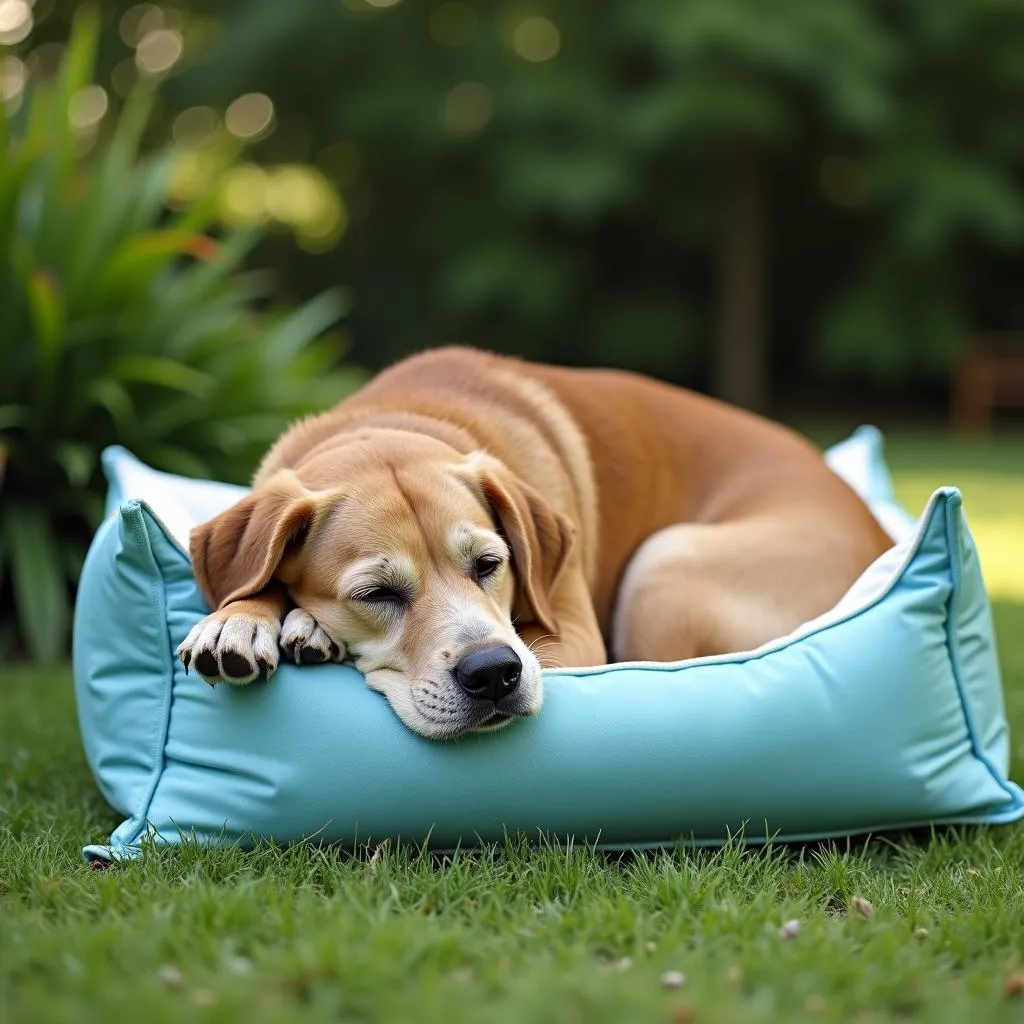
[352,586,411,605]
[473,555,502,581]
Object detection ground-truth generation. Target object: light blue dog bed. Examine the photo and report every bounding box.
[73,427,1023,862]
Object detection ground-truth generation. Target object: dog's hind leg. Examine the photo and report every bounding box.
[611,519,866,663]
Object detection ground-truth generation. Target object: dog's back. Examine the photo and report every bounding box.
[256,346,891,659]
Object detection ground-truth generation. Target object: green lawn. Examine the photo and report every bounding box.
[3,433,1023,1023]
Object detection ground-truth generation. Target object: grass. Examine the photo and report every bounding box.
[3,432,1024,1023]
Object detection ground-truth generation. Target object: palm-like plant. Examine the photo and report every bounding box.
[0,10,365,661]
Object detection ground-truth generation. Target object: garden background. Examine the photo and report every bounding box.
[2,4,1024,1021]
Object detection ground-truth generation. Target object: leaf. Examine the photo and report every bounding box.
[104,87,157,173]
[133,232,262,352]
[125,153,176,237]
[54,441,96,489]
[57,6,100,112]
[93,230,222,304]
[0,143,50,346]
[85,378,138,436]
[0,142,49,255]
[26,270,67,423]
[262,289,349,365]
[65,88,161,301]
[108,356,216,398]
[27,270,66,365]
[2,503,68,662]
[32,6,101,256]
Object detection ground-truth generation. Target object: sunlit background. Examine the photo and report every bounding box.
[1,0,1023,659]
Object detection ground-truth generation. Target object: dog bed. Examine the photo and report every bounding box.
[73,427,1023,863]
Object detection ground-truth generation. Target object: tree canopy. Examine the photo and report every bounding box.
[26,0,1024,407]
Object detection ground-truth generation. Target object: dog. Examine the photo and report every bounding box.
[177,347,892,739]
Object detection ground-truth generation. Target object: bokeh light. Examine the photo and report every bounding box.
[120,5,165,47]
[266,164,348,251]
[442,81,493,135]
[110,58,138,97]
[168,146,224,207]
[68,84,110,131]
[0,55,26,110]
[135,28,184,76]
[266,164,323,224]
[429,3,478,48]
[225,92,275,140]
[365,0,402,7]
[512,16,560,62]
[25,41,64,81]
[0,0,33,46]
[820,156,870,209]
[217,164,270,228]
[172,105,220,147]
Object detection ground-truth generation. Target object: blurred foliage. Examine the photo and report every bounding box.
[0,1,1019,661]
[17,0,1024,398]
[0,9,364,661]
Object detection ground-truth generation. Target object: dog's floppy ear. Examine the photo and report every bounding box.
[467,454,576,636]
[189,471,319,610]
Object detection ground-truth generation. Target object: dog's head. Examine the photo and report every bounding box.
[189,433,575,739]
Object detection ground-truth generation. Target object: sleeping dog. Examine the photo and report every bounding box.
[178,347,891,739]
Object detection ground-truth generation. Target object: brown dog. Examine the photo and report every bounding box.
[178,347,891,739]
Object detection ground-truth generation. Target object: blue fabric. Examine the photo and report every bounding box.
[73,430,1023,861]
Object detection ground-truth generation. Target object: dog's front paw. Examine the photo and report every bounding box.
[177,611,281,685]
[280,608,346,666]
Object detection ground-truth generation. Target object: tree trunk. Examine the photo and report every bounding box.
[715,146,768,411]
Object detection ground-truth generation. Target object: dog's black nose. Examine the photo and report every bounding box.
[454,645,522,702]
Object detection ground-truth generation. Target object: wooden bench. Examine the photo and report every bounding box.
[951,333,1024,432]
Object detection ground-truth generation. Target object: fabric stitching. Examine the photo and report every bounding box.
[111,500,178,854]
[940,495,1023,813]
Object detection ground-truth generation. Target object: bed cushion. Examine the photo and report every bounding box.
[73,427,1023,861]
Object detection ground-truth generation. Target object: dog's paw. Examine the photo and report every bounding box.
[280,608,346,666]
[177,612,280,685]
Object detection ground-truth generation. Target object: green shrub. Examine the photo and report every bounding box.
[0,11,365,662]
